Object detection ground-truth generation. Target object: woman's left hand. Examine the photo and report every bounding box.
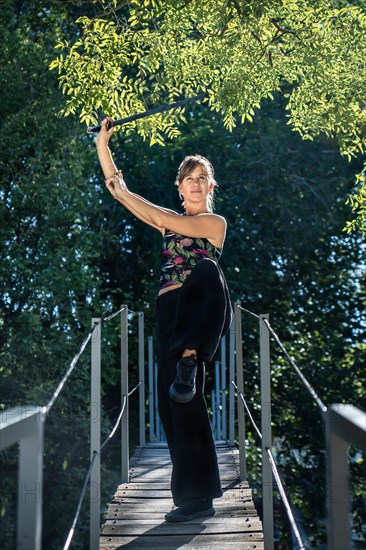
[105,170,127,199]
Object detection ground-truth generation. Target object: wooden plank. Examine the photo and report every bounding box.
[130,455,238,465]
[128,467,241,476]
[107,499,256,511]
[115,492,252,503]
[104,504,258,519]
[102,516,263,536]
[100,534,264,549]
[113,480,250,491]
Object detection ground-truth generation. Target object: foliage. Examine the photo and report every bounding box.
[51,0,366,232]
[0,2,126,548]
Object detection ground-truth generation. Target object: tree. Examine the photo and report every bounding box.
[0,2,123,547]
[51,0,366,234]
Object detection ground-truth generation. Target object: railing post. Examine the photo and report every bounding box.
[0,406,45,550]
[121,305,129,482]
[229,318,235,446]
[325,404,366,550]
[17,407,44,550]
[221,336,227,441]
[235,302,246,479]
[326,416,349,550]
[154,361,161,441]
[259,314,274,550]
[148,336,154,442]
[90,318,101,550]
[215,361,221,440]
[138,312,145,447]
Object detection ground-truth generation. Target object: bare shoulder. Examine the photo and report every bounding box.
[198,212,227,228]
[197,213,227,248]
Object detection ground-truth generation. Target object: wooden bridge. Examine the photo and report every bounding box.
[2,305,365,550]
[100,441,264,549]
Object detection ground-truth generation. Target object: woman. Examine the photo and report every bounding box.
[96,118,232,523]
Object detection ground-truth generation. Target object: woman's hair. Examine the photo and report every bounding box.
[175,155,217,212]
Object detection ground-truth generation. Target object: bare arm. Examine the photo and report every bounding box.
[106,174,226,247]
[95,119,118,179]
[97,118,226,247]
[96,118,173,232]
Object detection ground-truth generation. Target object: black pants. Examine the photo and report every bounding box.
[156,258,232,506]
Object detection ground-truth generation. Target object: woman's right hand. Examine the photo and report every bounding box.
[105,170,127,200]
[95,116,115,147]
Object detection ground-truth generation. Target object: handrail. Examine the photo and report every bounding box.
[262,318,327,414]
[45,305,127,415]
[232,382,305,550]
[3,299,363,550]
[0,406,45,550]
[325,404,366,550]
[0,304,146,550]
[64,381,142,550]
[235,302,365,549]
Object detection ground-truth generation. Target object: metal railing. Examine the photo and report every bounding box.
[2,300,364,550]
[85,306,146,549]
[0,406,45,550]
[325,404,366,549]
[0,304,147,550]
[233,301,365,550]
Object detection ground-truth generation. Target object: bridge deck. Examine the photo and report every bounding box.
[100,441,264,549]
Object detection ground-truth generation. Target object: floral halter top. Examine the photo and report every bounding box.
[159,228,222,290]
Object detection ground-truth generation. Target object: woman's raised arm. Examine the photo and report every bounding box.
[106,173,226,248]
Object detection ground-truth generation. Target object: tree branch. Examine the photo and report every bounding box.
[270,17,299,38]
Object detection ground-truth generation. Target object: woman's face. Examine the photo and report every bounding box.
[178,165,213,203]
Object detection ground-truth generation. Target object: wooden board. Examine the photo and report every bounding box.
[100,535,264,549]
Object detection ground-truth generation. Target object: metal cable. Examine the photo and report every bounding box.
[128,380,143,397]
[100,394,127,452]
[101,305,126,323]
[262,318,327,414]
[44,307,127,415]
[62,380,139,548]
[238,305,259,319]
[231,381,262,440]
[232,382,306,550]
[44,327,96,415]
[100,380,142,454]
[62,451,98,550]
[266,446,306,550]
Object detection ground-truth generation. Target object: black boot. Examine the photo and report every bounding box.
[165,498,215,523]
[169,354,197,403]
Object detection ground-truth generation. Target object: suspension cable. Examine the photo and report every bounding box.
[100,381,142,453]
[44,327,96,415]
[44,304,134,549]
[231,381,306,550]
[265,446,306,550]
[64,380,138,548]
[101,305,126,323]
[262,318,327,414]
[238,305,260,319]
[44,307,127,415]
[231,381,262,440]
[100,394,127,452]
[128,380,143,398]
[62,451,98,550]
